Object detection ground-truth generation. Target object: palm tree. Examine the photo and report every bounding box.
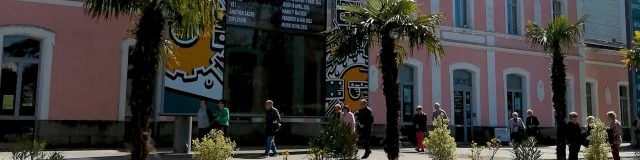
[83,1,223,159]
[524,15,585,160]
[324,0,444,159]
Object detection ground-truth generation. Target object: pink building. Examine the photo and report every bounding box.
[0,0,631,147]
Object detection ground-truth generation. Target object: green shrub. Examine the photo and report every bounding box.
[424,115,457,160]
[510,137,541,160]
[585,118,610,160]
[307,120,358,160]
[192,130,237,160]
[468,141,484,160]
[486,138,501,160]
[10,137,64,160]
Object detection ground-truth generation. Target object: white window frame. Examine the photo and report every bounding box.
[505,0,524,35]
[399,58,424,126]
[584,78,599,118]
[119,38,167,121]
[452,0,474,29]
[617,81,631,128]
[0,25,54,121]
[550,0,568,21]
[448,62,481,126]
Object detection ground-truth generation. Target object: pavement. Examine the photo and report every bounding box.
[0,144,637,160]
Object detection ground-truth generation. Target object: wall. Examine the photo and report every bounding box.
[0,0,132,121]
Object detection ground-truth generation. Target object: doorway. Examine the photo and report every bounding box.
[399,65,415,124]
[452,70,474,143]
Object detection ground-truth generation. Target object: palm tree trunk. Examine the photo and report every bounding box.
[129,5,164,160]
[380,31,400,160]
[551,50,568,160]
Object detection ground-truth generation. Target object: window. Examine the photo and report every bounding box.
[224,25,325,116]
[586,82,594,116]
[0,36,41,117]
[507,0,519,35]
[619,85,630,127]
[454,0,471,28]
[552,0,562,19]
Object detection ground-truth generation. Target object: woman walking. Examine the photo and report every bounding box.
[566,112,582,160]
[525,109,540,140]
[214,100,230,135]
[509,112,525,143]
[340,105,356,134]
[582,116,594,148]
[197,100,215,139]
[412,106,427,152]
[607,111,622,160]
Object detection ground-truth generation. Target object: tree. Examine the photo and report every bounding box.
[324,0,445,159]
[620,31,640,71]
[524,15,585,160]
[83,1,223,159]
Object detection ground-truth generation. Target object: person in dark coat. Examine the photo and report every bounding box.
[582,116,595,148]
[263,100,281,158]
[525,109,540,140]
[356,99,374,159]
[566,112,582,160]
[412,106,428,152]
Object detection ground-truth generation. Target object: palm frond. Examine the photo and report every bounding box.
[525,15,585,54]
[83,0,143,20]
[394,13,444,66]
[524,21,549,52]
[325,25,374,62]
[163,0,224,39]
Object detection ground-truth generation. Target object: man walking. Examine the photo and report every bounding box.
[264,100,281,158]
[432,103,448,121]
[357,99,374,159]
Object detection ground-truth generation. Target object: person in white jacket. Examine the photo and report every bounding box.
[509,112,525,144]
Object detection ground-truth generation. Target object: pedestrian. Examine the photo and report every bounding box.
[509,112,525,144]
[432,103,448,122]
[566,112,582,160]
[214,99,230,135]
[633,116,640,149]
[197,100,215,140]
[340,105,356,134]
[413,105,427,152]
[582,116,595,148]
[525,109,540,140]
[263,100,281,158]
[356,99,373,159]
[332,104,343,121]
[607,111,622,160]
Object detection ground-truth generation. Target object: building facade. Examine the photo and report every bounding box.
[0,0,631,147]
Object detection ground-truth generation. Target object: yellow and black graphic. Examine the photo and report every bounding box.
[164,23,226,101]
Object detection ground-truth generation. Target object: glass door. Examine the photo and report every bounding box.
[507,91,523,119]
[401,84,414,123]
[454,90,473,143]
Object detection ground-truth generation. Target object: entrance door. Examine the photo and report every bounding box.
[453,90,473,143]
[401,84,414,123]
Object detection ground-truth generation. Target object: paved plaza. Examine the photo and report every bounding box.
[0,144,638,160]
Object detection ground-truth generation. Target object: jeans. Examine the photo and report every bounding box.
[415,131,424,150]
[264,136,277,155]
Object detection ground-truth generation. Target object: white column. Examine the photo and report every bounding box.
[486,0,497,126]
[534,0,541,25]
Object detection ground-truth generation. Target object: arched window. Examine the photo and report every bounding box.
[0,35,41,117]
